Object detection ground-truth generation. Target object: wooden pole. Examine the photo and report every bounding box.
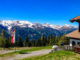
[14,43,16,52]
[14,27,16,52]
[78,22,80,32]
[15,46,16,52]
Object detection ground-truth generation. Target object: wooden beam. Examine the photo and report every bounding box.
[79,22,80,32]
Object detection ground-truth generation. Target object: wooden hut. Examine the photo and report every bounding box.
[65,16,80,52]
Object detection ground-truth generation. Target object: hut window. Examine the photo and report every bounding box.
[78,42,80,46]
[72,41,76,46]
[78,42,80,44]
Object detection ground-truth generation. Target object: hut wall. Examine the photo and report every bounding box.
[70,39,80,46]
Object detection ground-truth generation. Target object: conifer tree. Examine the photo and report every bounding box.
[54,36,58,45]
[17,36,23,47]
[1,29,5,37]
[1,30,11,48]
[24,35,29,47]
[31,39,35,46]
[37,38,42,46]
[5,38,11,48]
[47,35,51,45]
[57,34,67,46]
[0,30,6,48]
[40,34,47,46]
[49,34,54,45]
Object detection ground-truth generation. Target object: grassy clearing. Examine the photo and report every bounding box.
[0,48,2,50]
[0,47,31,50]
[8,47,31,50]
[22,51,80,60]
[0,46,51,57]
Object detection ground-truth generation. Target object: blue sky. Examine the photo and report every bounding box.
[0,0,80,26]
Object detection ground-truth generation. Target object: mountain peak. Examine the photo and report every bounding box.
[0,20,77,30]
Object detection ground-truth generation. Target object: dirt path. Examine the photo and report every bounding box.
[0,50,19,55]
[0,48,30,55]
[0,49,52,60]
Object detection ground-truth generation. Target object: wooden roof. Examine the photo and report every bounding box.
[65,30,80,39]
[70,16,80,22]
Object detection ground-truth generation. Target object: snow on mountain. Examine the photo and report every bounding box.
[0,20,77,30]
[0,20,77,40]
[43,23,77,30]
[0,20,33,29]
[43,23,62,29]
[60,24,77,30]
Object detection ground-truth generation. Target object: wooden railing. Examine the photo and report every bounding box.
[62,45,74,51]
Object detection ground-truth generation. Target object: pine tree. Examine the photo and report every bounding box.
[47,35,50,45]
[5,38,11,48]
[54,36,58,45]
[57,34,67,46]
[24,35,29,47]
[0,37,6,47]
[49,34,54,45]
[1,29,5,37]
[37,38,42,46]
[28,41,32,47]
[0,30,6,48]
[31,39,35,47]
[2,30,11,48]
[17,36,23,47]
[40,34,47,46]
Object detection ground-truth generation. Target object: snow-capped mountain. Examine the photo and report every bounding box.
[0,20,77,40]
[0,20,77,30]
[0,20,33,29]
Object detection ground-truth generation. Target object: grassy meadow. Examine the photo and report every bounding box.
[22,51,80,60]
[1,46,80,60]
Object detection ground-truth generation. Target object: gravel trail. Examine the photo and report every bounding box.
[0,49,52,60]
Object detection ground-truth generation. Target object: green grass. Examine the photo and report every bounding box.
[0,46,52,57]
[22,51,80,60]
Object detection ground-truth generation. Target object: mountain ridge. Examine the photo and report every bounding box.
[0,20,77,40]
[0,20,77,30]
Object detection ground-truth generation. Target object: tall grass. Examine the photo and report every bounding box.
[22,51,80,60]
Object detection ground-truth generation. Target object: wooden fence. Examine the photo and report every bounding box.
[62,45,74,51]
